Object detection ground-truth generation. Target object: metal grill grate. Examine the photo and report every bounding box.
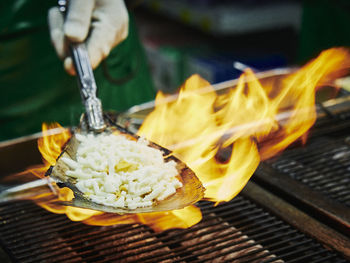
[0,195,347,262]
[266,137,350,207]
[254,104,350,234]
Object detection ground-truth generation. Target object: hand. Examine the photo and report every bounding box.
[48,0,129,75]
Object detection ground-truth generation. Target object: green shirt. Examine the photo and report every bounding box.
[299,0,350,62]
[0,0,155,141]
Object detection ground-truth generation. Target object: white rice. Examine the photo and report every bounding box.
[60,132,182,209]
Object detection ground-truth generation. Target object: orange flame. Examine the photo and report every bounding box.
[28,48,350,231]
[34,124,103,221]
[138,48,350,202]
[38,123,71,167]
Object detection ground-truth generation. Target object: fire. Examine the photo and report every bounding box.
[38,123,71,167]
[28,48,349,231]
[139,48,350,202]
[34,124,103,221]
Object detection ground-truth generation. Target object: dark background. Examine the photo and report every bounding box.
[129,0,350,93]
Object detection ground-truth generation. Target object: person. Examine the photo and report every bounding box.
[0,0,155,141]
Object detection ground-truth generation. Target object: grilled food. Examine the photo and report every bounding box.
[60,132,183,209]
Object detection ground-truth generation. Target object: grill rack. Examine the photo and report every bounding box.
[266,137,350,206]
[255,96,350,238]
[1,95,350,262]
[0,183,348,263]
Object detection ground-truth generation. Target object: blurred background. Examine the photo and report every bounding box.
[129,0,350,93]
[1,0,349,141]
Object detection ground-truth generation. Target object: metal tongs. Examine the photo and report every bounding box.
[58,1,105,133]
[71,43,106,132]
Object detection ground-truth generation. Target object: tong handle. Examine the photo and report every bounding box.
[70,44,106,132]
[58,0,106,132]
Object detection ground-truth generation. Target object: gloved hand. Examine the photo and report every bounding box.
[48,0,129,75]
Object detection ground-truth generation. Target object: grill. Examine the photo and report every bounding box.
[255,96,350,237]
[1,96,350,262]
[0,187,347,263]
[268,138,350,206]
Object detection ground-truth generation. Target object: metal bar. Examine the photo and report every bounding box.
[245,235,310,263]
[16,225,147,261]
[166,224,290,263]
[54,216,234,262]
[243,181,350,260]
[270,154,350,206]
[13,223,142,255]
[0,201,44,220]
[279,245,333,263]
[86,220,239,262]
[311,254,348,263]
[307,174,350,187]
[254,164,350,235]
[3,216,80,245]
[287,250,344,263]
[95,217,284,262]
[30,226,150,260]
[183,231,295,263]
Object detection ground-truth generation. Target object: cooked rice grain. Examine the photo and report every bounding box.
[61,133,182,209]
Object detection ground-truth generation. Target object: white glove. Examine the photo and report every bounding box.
[48,0,129,75]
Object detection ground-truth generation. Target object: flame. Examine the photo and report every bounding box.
[34,123,103,221]
[38,123,71,166]
[27,47,350,231]
[138,48,350,202]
